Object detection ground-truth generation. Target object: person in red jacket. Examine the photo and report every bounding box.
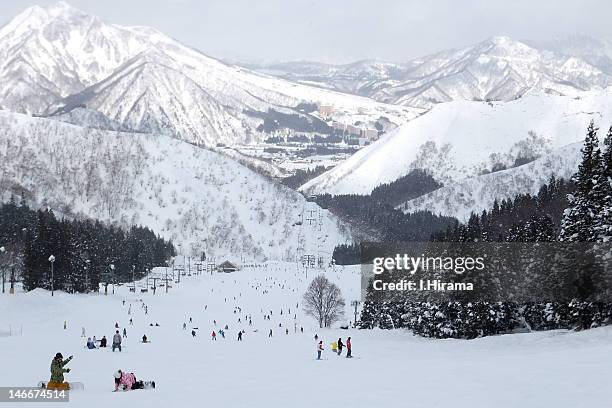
[346,337,352,358]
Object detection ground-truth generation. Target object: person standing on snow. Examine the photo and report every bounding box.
[112,330,122,352]
[337,338,344,355]
[123,327,127,338]
[237,331,242,341]
[48,353,73,389]
[211,330,216,340]
[192,330,197,338]
[346,337,352,358]
[81,327,86,337]
[317,341,324,360]
[100,336,107,348]
[269,329,273,338]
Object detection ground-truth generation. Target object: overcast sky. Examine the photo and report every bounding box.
[1,0,611,64]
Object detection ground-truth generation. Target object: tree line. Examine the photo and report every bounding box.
[0,196,175,293]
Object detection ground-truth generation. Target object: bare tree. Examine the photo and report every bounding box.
[303,275,345,328]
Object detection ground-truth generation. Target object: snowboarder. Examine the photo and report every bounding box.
[337,338,344,355]
[100,336,107,348]
[86,337,96,349]
[317,341,324,360]
[346,337,352,358]
[112,330,122,352]
[48,353,73,390]
[114,370,155,391]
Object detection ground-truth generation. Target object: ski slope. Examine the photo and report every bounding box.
[1,263,611,408]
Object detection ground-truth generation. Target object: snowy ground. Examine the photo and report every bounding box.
[1,263,611,408]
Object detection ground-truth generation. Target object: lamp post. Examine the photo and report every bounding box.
[0,246,5,294]
[84,259,91,293]
[110,264,115,294]
[48,255,56,296]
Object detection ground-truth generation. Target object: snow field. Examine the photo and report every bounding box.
[1,262,612,408]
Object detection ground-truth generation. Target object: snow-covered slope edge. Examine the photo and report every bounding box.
[398,142,582,222]
[300,90,612,196]
[0,111,349,261]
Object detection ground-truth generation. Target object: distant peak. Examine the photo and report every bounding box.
[45,1,88,17]
[488,36,515,45]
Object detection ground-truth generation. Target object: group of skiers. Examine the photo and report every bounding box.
[317,336,352,360]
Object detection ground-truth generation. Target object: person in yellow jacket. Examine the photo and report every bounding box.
[331,341,338,353]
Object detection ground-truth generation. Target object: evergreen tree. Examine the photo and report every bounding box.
[559,122,604,242]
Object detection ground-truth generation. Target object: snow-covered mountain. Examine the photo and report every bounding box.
[0,110,350,261]
[398,142,583,222]
[528,35,612,75]
[0,2,418,146]
[253,60,411,94]
[300,89,612,196]
[260,37,612,109]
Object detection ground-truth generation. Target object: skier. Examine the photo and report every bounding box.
[112,330,122,352]
[100,336,107,348]
[346,337,352,358]
[237,331,242,341]
[114,370,155,391]
[211,330,216,340]
[337,338,344,355]
[86,337,96,349]
[48,353,73,390]
[317,341,324,360]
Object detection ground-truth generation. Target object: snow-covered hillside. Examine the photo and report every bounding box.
[398,143,583,221]
[1,262,611,408]
[0,111,349,261]
[0,2,419,146]
[262,36,612,109]
[301,89,612,196]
